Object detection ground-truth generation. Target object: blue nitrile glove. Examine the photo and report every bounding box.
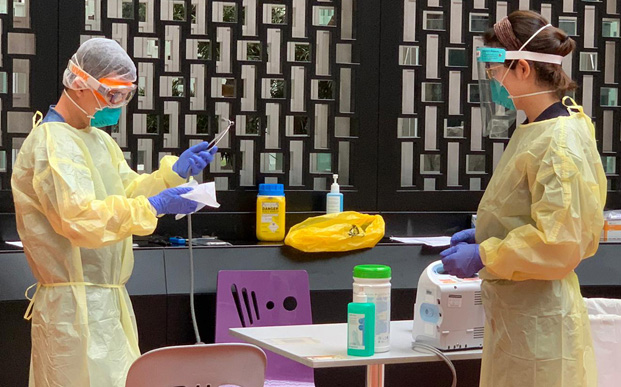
[450,228,476,246]
[148,187,198,215]
[173,143,219,179]
[440,243,484,278]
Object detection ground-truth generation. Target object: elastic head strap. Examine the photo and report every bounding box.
[68,60,112,96]
[519,24,553,52]
[504,51,564,65]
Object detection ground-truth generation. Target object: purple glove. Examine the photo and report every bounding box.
[440,243,484,278]
[450,228,476,246]
[148,187,198,215]
[173,142,218,179]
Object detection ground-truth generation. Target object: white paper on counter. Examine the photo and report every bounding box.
[175,181,220,220]
[390,236,451,247]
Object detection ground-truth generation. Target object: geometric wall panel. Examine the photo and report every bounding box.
[0,0,36,190]
[83,0,364,200]
[378,0,621,211]
[3,0,620,212]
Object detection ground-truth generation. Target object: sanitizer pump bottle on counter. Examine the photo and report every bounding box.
[326,174,343,214]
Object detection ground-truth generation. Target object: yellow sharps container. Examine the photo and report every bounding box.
[256,184,286,241]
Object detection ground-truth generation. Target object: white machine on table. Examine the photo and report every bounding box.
[412,260,485,351]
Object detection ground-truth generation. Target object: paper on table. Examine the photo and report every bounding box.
[175,180,220,220]
[266,337,321,345]
[390,236,451,247]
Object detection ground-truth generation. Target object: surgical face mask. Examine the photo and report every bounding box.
[64,90,122,128]
[90,107,122,127]
[490,77,516,111]
[496,63,556,110]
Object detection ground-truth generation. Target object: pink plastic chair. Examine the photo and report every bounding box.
[125,343,267,387]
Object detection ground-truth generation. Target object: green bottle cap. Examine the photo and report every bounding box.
[353,264,391,279]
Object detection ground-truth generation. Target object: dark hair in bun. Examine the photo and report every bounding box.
[483,10,577,98]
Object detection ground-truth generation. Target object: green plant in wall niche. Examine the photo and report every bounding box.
[173,3,185,21]
[196,115,210,134]
[147,114,158,133]
[295,44,311,62]
[318,80,334,100]
[247,43,261,60]
[219,151,234,170]
[197,41,210,60]
[215,43,221,61]
[270,80,285,99]
[172,78,184,97]
[223,5,237,22]
[138,3,147,22]
[161,115,170,133]
[122,1,133,19]
[294,116,309,135]
[246,116,261,134]
[272,6,286,24]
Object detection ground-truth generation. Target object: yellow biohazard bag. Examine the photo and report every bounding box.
[284,211,385,252]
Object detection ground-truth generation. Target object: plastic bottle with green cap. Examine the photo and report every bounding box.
[352,264,392,353]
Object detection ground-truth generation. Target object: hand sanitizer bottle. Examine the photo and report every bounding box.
[326,174,343,214]
[347,302,375,356]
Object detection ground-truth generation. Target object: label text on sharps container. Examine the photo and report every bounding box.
[262,203,279,210]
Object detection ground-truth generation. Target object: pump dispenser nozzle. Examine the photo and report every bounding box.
[331,174,340,194]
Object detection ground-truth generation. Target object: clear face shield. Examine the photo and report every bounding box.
[476,48,517,138]
[476,23,566,137]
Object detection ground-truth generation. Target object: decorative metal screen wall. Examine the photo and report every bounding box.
[0,0,379,211]
[73,0,377,211]
[0,0,35,190]
[378,0,621,211]
[2,0,621,212]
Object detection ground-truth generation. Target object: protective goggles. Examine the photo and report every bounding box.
[67,60,137,108]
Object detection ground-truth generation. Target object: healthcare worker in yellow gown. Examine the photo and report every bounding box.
[440,11,605,387]
[11,38,219,387]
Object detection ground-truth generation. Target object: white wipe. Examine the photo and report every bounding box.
[175,180,220,220]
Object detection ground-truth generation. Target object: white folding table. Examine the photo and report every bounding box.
[230,320,482,387]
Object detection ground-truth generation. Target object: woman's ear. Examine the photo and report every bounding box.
[515,59,532,81]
